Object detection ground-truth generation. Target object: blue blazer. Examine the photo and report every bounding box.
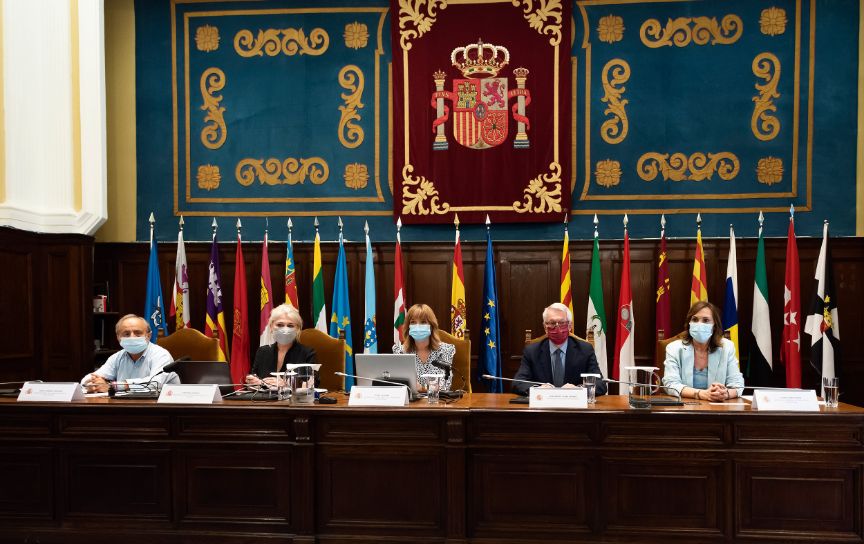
[512,337,607,396]
[662,338,744,396]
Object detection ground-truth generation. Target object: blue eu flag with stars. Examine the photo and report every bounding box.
[480,228,503,392]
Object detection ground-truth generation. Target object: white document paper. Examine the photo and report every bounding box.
[18,382,85,402]
[528,386,588,409]
[750,389,819,411]
[348,386,409,406]
[157,384,222,404]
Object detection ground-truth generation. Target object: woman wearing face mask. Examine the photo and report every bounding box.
[392,304,455,391]
[662,301,744,401]
[246,304,316,387]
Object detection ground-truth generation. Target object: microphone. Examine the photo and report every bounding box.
[428,360,467,398]
[334,371,410,389]
[482,374,546,386]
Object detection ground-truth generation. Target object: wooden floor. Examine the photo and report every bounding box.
[0,394,862,543]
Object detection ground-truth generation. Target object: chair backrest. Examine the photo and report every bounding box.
[299,328,346,391]
[437,330,472,393]
[157,328,221,361]
[655,330,687,379]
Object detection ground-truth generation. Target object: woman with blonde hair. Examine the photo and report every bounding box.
[246,304,316,386]
[393,303,455,391]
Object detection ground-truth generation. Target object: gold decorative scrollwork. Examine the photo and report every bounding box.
[235,158,329,186]
[759,7,787,36]
[751,52,781,142]
[636,152,739,181]
[756,156,783,185]
[397,0,448,51]
[200,68,226,150]
[197,164,221,190]
[338,65,365,149]
[513,162,562,213]
[401,164,451,215]
[344,22,369,49]
[597,15,625,44]
[195,25,220,52]
[595,159,622,187]
[511,0,564,46]
[640,15,742,48]
[600,59,630,145]
[344,163,369,189]
[234,28,329,57]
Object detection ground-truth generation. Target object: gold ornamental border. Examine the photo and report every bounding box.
[398,0,567,216]
[573,0,815,215]
[171,4,391,216]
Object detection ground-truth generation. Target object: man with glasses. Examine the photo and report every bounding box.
[511,303,607,396]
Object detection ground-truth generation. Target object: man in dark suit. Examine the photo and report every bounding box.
[512,303,608,396]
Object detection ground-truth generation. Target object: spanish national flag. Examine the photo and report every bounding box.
[450,216,466,338]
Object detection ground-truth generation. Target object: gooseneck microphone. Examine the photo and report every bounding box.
[334,371,409,388]
[481,374,546,386]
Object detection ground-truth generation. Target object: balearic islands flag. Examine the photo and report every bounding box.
[231,228,250,386]
[804,221,840,393]
[748,214,773,385]
[613,217,634,382]
[206,228,229,361]
[586,217,608,378]
[782,212,801,388]
[722,225,739,361]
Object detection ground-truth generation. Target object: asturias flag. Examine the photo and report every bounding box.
[144,226,168,341]
[481,225,502,392]
[206,232,229,361]
[330,231,354,389]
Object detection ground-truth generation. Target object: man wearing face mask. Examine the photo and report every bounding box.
[512,303,608,396]
[662,301,744,401]
[247,304,316,387]
[81,314,178,393]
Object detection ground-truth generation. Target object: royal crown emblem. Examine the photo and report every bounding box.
[430,39,531,150]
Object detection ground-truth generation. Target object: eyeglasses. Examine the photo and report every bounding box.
[543,320,569,329]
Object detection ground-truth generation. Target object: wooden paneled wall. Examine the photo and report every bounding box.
[0,227,93,382]
[91,235,863,405]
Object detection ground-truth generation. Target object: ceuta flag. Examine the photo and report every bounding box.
[259,232,274,347]
[560,225,573,317]
[804,221,840,393]
[393,232,406,345]
[655,228,670,340]
[691,226,708,305]
[781,216,801,388]
[205,232,229,361]
[613,224,634,382]
[230,233,250,386]
[450,227,467,338]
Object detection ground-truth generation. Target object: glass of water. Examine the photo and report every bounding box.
[421,373,444,404]
[581,373,600,404]
[822,376,839,408]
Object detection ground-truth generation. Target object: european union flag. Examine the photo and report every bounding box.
[144,232,167,342]
[329,233,354,390]
[480,228,502,392]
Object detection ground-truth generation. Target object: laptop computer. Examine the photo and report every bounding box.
[354,354,419,400]
[172,360,235,395]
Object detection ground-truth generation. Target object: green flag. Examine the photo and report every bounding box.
[586,228,608,377]
[748,215,773,385]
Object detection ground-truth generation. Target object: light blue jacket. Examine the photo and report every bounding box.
[662,338,744,397]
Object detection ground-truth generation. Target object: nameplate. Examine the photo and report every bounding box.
[348,386,409,406]
[528,386,588,409]
[18,382,85,402]
[750,389,819,412]
[157,384,222,404]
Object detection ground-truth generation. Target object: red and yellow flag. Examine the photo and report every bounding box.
[450,224,466,338]
[690,226,708,305]
[561,226,573,317]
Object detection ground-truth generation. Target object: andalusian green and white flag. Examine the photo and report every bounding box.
[312,223,327,332]
[748,213,773,385]
[586,216,608,378]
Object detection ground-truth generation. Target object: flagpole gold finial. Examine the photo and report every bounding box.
[454,213,460,228]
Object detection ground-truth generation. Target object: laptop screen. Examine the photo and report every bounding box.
[354,354,418,394]
[172,360,233,386]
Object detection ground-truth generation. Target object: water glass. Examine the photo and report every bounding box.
[291,366,315,405]
[822,376,839,408]
[581,373,600,404]
[422,373,444,404]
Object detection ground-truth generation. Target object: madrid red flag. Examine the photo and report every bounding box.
[230,233,250,387]
[614,221,634,382]
[782,214,801,388]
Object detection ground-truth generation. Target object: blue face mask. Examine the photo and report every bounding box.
[120,336,149,355]
[689,322,714,344]
[408,324,432,340]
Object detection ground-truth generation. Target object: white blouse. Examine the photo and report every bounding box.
[392,342,456,390]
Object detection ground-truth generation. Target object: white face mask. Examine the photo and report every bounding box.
[120,336,149,354]
[274,326,297,345]
[689,322,713,344]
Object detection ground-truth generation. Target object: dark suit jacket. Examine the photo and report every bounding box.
[250,342,317,378]
[512,337,608,396]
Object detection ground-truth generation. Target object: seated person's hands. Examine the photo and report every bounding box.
[707,382,728,402]
[245,374,263,386]
[538,383,555,388]
[84,374,109,393]
[561,382,578,389]
[261,376,287,388]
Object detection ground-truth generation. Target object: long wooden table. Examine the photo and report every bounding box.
[0,394,862,543]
